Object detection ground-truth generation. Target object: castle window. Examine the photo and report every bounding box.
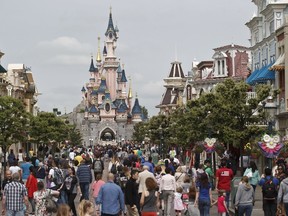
[105,103,110,112]
[218,61,221,75]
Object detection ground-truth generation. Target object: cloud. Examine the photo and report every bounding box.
[135,80,164,98]
[38,36,91,52]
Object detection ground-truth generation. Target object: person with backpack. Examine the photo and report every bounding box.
[259,167,279,216]
[93,157,104,179]
[77,159,92,201]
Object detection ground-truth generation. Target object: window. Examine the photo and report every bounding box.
[269,20,275,33]
[222,60,225,75]
[218,61,221,75]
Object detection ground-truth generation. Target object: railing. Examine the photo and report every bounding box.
[247,92,257,100]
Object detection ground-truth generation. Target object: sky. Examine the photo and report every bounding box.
[0,1,256,117]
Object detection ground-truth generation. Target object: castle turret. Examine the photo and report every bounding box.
[103,8,119,101]
[132,94,142,122]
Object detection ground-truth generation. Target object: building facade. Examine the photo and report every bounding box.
[156,60,186,115]
[184,44,250,101]
[246,0,288,134]
[0,51,39,153]
[68,10,143,146]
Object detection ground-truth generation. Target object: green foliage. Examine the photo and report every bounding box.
[0,96,30,151]
[133,79,273,149]
[29,112,70,144]
[67,125,83,146]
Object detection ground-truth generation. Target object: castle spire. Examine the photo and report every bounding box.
[105,7,116,37]
[96,37,102,62]
[89,55,96,72]
[128,77,132,99]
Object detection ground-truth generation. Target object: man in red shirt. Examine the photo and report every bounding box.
[215,159,234,209]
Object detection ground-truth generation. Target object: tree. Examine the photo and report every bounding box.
[29,112,70,148]
[0,96,30,172]
[67,125,83,146]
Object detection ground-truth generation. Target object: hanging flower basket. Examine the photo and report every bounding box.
[258,134,284,158]
[203,138,217,153]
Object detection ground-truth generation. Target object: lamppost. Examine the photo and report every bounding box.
[159,125,164,159]
[89,138,93,147]
[263,96,277,169]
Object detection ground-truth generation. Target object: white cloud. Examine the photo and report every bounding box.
[38,36,91,53]
[48,54,89,65]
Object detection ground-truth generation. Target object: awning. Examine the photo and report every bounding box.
[246,68,259,85]
[270,54,285,71]
[247,62,275,85]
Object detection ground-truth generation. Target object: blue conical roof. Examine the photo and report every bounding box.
[132,98,142,115]
[120,69,127,82]
[117,65,122,73]
[89,105,98,113]
[81,86,86,92]
[89,58,96,72]
[117,100,128,113]
[91,89,98,95]
[98,78,107,93]
[103,45,107,55]
[105,11,116,37]
[85,106,89,112]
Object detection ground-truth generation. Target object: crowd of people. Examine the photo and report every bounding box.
[3,143,288,216]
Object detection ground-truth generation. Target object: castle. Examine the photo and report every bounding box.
[68,9,143,146]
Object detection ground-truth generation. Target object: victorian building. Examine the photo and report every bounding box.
[0,51,39,153]
[245,0,288,135]
[68,10,143,146]
[184,44,250,102]
[156,60,186,115]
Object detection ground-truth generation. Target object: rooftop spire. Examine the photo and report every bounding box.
[96,37,101,62]
[128,77,132,99]
[105,7,116,37]
[89,55,97,72]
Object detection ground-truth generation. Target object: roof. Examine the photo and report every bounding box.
[89,105,98,113]
[159,88,179,106]
[117,65,122,73]
[89,58,97,72]
[105,11,117,38]
[0,64,7,73]
[213,44,250,51]
[91,89,98,95]
[132,98,142,115]
[120,69,127,82]
[168,61,185,78]
[85,106,89,112]
[117,101,129,113]
[81,86,86,92]
[103,45,107,55]
[98,78,107,93]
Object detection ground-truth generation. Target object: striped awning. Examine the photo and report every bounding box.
[270,54,285,71]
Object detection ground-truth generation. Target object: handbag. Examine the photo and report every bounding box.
[45,196,57,213]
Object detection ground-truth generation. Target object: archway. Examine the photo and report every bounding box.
[100,128,116,141]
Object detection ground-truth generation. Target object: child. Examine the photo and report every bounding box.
[174,187,185,216]
[212,190,229,216]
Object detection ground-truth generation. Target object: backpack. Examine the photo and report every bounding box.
[94,159,103,173]
[262,177,277,200]
[111,163,117,174]
[52,168,64,186]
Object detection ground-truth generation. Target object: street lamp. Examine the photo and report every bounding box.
[89,138,93,147]
[263,96,277,169]
[159,125,164,159]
